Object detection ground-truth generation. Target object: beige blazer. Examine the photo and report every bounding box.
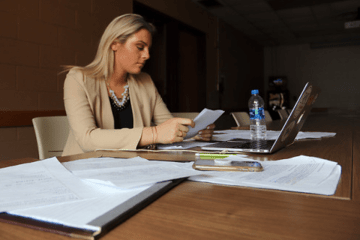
[62,69,172,156]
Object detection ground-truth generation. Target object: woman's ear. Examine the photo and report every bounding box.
[111,42,119,51]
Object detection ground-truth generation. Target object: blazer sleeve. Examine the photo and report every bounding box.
[63,70,143,153]
[151,82,173,126]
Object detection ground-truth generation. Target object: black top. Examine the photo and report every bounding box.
[109,97,133,129]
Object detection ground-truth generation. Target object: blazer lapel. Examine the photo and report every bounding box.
[99,79,114,129]
[84,76,114,129]
[128,75,144,128]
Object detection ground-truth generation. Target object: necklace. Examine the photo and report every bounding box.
[107,82,130,110]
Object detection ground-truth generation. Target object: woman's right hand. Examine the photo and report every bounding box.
[155,118,195,144]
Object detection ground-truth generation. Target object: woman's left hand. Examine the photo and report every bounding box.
[194,123,215,141]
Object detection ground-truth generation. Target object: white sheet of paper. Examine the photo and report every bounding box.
[188,155,341,195]
[9,184,151,231]
[212,130,336,141]
[64,157,199,189]
[0,158,103,212]
[296,131,336,139]
[186,108,224,139]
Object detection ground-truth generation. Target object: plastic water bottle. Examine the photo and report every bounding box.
[248,89,266,140]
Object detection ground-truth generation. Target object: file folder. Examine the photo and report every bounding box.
[0,178,185,239]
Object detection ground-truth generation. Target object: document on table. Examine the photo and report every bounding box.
[9,184,152,232]
[157,130,336,149]
[157,139,214,150]
[3,157,187,233]
[212,130,336,142]
[63,157,198,189]
[296,131,337,139]
[187,155,341,195]
[185,108,224,139]
[0,157,104,212]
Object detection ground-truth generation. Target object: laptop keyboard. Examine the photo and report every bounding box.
[227,139,275,150]
[237,140,274,149]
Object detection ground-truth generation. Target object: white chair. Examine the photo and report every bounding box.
[32,116,70,159]
[277,109,289,120]
[171,112,199,119]
[230,112,250,127]
[264,110,273,123]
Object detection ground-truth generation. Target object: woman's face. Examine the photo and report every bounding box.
[111,28,152,75]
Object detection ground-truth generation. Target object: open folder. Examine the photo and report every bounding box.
[0,179,184,239]
[0,157,187,239]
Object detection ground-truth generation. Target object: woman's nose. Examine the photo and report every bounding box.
[143,49,150,60]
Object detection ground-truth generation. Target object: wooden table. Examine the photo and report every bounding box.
[1,114,359,240]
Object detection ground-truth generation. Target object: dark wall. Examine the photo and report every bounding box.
[219,20,264,112]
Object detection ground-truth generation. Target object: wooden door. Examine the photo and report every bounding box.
[134,2,206,112]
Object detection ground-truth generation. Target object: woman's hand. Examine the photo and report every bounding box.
[194,123,215,141]
[154,118,195,144]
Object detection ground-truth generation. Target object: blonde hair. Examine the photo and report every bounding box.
[64,14,155,80]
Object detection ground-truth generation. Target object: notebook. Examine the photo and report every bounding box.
[202,82,321,153]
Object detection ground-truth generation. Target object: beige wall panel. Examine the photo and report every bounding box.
[59,0,92,13]
[0,91,38,110]
[0,1,17,13]
[0,128,17,142]
[40,0,76,28]
[0,12,17,38]
[15,139,39,159]
[18,17,57,46]
[17,126,37,141]
[92,0,133,36]
[0,64,16,90]
[38,92,64,110]
[0,38,39,67]
[17,66,58,92]
[0,141,17,161]
[76,48,97,67]
[18,0,40,19]
[40,46,76,70]
[58,27,91,51]
[58,73,67,93]
[76,9,93,34]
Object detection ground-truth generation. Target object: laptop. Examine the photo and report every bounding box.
[202,82,321,153]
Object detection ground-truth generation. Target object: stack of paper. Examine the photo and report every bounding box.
[62,156,198,189]
[0,153,342,236]
[0,158,102,213]
[1,157,199,232]
[188,155,341,195]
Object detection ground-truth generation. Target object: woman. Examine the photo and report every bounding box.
[62,14,214,156]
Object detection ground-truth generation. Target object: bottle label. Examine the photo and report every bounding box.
[249,107,265,120]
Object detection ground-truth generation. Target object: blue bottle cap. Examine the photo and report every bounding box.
[251,89,259,95]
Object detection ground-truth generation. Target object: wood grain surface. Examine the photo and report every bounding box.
[1,114,359,240]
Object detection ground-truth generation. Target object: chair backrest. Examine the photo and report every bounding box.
[171,112,199,120]
[230,112,250,127]
[264,110,273,123]
[32,116,69,159]
[277,109,289,120]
